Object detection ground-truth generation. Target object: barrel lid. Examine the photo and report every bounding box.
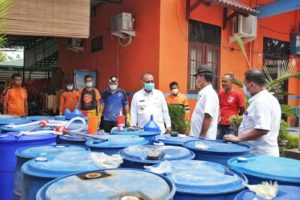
[85,135,148,148]
[0,124,52,132]
[228,155,300,183]
[153,134,196,145]
[54,115,66,121]
[37,169,175,200]
[184,139,252,154]
[112,128,160,137]
[234,185,300,200]
[23,116,55,121]
[0,132,56,143]
[16,144,90,159]
[119,145,195,164]
[0,118,31,126]
[163,160,246,195]
[21,151,101,178]
[59,134,87,142]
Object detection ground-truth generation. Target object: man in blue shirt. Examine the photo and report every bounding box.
[100,76,130,133]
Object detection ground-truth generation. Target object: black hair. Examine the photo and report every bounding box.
[200,72,213,82]
[245,69,266,86]
[65,80,73,84]
[84,75,93,82]
[169,81,178,89]
[11,73,22,80]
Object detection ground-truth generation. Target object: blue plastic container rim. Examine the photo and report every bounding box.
[119,145,195,164]
[0,118,31,125]
[227,155,300,184]
[15,144,90,159]
[0,132,57,144]
[59,134,87,142]
[111,128,160,137]
[152,134,196,145]
[36,168,176,200]
[234,185,300,200]
[22,116,55,121]
[183,139,253,155]
[85,136,148,148]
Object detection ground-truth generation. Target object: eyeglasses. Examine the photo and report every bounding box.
[144,80,154,83]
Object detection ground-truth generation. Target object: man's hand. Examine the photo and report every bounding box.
[126,114,131,127]
[165,127,172,133]
[223,134,241,142]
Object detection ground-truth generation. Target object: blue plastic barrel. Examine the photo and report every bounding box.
[0,118,31,133]
[152,134,196,146]
[234,185,300,200]
[119,144,195,169]
[0,132,56,200]
[58,134,88,145]
[153,160,247,200]
[14,144,90,200]
[23,116,55,121]
[36,168,176,200]
[86,135,148,155]
[54,115,65,121]
[228,155,300,185]
[112,128,160,144]
[21,150,119,200]
[184,139,252,165]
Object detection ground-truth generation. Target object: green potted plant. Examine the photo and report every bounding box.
[168,105,186,135]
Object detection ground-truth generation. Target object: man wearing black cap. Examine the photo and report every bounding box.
[100,76,130,133]
[190,65,219,139]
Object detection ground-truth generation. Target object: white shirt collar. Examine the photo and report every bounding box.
[249,89,268,103]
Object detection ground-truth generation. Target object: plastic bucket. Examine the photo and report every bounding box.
[119,144,195,169]
[85,135,148,155]
[14,144,90,200]
[112,128,160,144]
[0,132,56,200]
[184,139,252,165]
[153,160,247,200]
[234,185,300,200]
[152,134,196,146]
[36,168,176,200]
[21,151,120,200]
[228,155,300,185]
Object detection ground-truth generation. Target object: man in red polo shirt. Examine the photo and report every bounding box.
[217,73,245,140]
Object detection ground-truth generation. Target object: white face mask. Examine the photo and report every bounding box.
[86,82,93,88]
[66,85,73,90]
[243,85,251,97]
[171,88,179,95]
[109,85,118,91]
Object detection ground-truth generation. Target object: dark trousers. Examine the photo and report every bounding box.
[217,125,236,140]
[102,120,117,133]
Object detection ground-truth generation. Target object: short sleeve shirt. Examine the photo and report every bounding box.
[4,87,27,116]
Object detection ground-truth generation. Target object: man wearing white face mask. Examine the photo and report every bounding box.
[166,81,190,134]
[224,69,281,156]
[131,72,172,134]
[59,80,79,115]
[100,76,130,133]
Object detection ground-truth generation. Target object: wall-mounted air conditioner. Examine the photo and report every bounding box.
[290,34,300,55]
[67,38,84,52]
[111,12,135,39]
[233,14,257,38]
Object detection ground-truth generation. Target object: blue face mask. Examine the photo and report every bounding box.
[144,82,155,91]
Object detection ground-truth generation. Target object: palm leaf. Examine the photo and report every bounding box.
[233,36,251,69]
[281,104,296,117]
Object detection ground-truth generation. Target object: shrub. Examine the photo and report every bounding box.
[168,105,186,134]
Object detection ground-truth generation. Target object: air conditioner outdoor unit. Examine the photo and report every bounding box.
[232,14,257,43]
[67,38,84,52]
[111,12,135,39]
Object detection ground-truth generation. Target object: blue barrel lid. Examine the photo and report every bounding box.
[36,169,175,200]
[0,124,52,132]
[161,160,247,195]
[16,144,90,159]
[59,134,87,142]
[54,115,66,121]
[153,134,196,145]
[112,128,160,137]
[23,116,55,121]
[0,118,31,126]
[234,185,300,200]
[85,135,148,148]
[119,145,195,164]
[184,139,252,154]
[0,132,56,143]
[228,155,300,184]
[21,151,104,178]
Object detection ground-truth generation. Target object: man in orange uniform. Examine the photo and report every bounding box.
[78,75,101,123]
[166,81,190,134]
[59,80,79,115]
[3,73,28,116]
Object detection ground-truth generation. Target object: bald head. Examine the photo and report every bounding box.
[141,72,154,82]
[245,69,266,86]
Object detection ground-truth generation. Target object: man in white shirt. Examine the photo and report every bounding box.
[131,72,172,134]
[224,69,281,156]
[190,65,219,139]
